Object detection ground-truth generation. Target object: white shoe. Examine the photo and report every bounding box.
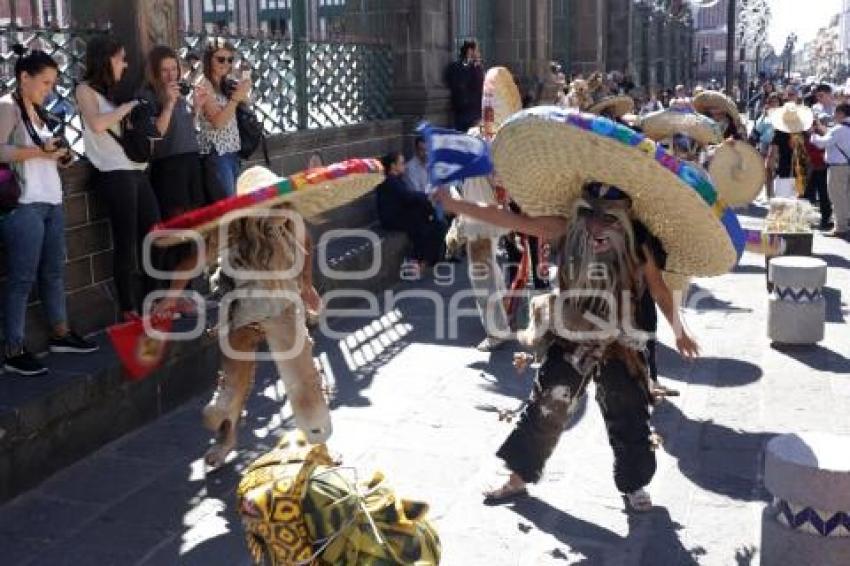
[476,336,507,352]
[625,488,653,512]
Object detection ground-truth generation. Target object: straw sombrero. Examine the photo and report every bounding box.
[587,95,635,118]
[709,142,766,206]
[150,159,383,246]
[491,107,737,277]
[640,110,723,146]
[693,91,742,125]
[768,102,814,134]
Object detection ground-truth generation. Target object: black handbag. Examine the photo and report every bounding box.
[235,102,268,162]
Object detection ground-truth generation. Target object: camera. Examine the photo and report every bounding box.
[178,80,193,97]
[221,77,239,97]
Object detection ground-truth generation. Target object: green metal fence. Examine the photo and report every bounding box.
[180,31,392,135]
[0,24,107,155]
[0,22,393,155]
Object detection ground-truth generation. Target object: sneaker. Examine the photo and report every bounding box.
[49,331,99,354]
[476,336,508,352]
[4,349,47,376]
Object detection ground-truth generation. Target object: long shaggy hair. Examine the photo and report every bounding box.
[557,196,643,331]
[207,206,303,290]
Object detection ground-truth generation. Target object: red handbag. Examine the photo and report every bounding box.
[106,314,173,381]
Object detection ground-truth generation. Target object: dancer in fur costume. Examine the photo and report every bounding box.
[433,107,737,512]
[150,160,383,468]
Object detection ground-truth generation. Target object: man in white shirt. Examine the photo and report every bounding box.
[811,103,850,237]
[813,84,837,121]
[404,136,431,194]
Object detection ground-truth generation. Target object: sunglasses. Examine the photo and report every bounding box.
[215,56,234,64]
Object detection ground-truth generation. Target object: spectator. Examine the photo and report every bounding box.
[811,102,850,237]
[139,46,206,220]
[404,136,430,194]
[198,38,251,200]
[76,36,161,320]
[668,84,693,111]
[751,80,775,118]
[640,89,664,115]
[784,84,801,105]
[751,92,782,200]
[444,40,484,132]
[813,83,837,119]
[375,152,447,272]
[0,47,98,375]
[767,102,812,200]
[804,130,832,230]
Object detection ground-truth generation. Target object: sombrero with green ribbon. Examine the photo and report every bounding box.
[149,158,383,246]
[491,106,738,277]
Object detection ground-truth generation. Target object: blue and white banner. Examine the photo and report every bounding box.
[416,122,493,185]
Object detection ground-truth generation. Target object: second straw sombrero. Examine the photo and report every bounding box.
[709,142,766,207]
[693,90,742,124]
[587,94,635,118]
[150,158,383,246]
[639,109,723,146]
[491,106,737,277]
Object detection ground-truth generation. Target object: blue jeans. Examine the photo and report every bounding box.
[205,151,240,199]
[2,203,67,350]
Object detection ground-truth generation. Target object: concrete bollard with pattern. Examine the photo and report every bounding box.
[767,256,826,345]
[761,433,850,565]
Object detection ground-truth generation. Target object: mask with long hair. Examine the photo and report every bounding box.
[557,184,643,331]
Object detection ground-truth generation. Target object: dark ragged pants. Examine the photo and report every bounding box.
[496,342,656,494]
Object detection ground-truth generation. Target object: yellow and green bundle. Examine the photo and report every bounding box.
[237,432,441,565]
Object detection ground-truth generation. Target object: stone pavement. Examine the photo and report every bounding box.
[0,207,848,566]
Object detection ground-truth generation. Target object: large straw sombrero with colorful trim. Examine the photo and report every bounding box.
[640,109,723,146]
[709,142,766,206]
[150,158,383,246]
[491,106,737,276]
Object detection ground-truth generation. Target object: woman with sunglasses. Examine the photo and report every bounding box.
[198,39,251,201]
[0,46,99,375]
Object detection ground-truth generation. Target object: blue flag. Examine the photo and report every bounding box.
[416,122,494,185]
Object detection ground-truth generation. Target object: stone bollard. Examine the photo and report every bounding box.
[767,256,827,345]
[761,433,850,565]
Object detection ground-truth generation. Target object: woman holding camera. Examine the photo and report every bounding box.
[139,45,207,220]
[0,47,98,376]
[76,36,161,320]
[198,39,251,200]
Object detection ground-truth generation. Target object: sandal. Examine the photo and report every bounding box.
[625,488,653,512]
[483,479,528,505]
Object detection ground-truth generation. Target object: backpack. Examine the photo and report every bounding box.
[107,98,162,163]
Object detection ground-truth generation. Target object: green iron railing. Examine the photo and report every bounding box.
[180,30,392,135]
[0,24,108,155]
[0,22,393,156]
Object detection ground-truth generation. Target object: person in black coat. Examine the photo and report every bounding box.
[376,152,447,268]
[444,40,485,132]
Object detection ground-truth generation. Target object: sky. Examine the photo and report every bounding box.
[767,0,843,52]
